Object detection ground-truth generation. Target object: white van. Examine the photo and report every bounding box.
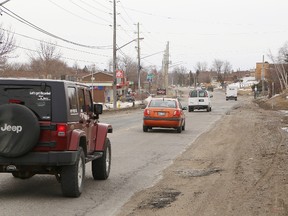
[226,86,238,101]
[188,89,212,112]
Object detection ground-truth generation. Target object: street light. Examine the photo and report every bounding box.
[112,37,144,109]
[116,38,143,51]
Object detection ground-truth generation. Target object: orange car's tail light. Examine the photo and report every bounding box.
[57,124,67,137]
[173,110,181,117]
[144,109,150,116]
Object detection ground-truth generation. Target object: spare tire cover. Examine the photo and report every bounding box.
[0,104,40,157]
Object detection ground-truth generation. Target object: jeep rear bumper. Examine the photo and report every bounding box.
[0,151,78,167]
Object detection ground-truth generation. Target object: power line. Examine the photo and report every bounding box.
[78,0,110,15]
[48,0,110,27]
[1,27,112,54]
[120,5,172,20]
[90,0,111,11]
[70,0,111,24]
[0,5,110,49]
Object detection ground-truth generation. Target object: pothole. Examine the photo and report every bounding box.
[176,167,223,177]
[138,189,181,209]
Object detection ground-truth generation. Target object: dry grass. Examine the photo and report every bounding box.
[255,90,288,110]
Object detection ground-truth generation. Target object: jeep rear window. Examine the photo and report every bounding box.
[0,85,51,120]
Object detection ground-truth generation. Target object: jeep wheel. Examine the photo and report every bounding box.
[60,147,85,197]
[92,138,111,180]
[0,104,40,157]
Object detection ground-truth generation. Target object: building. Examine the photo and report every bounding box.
[81,72,113,103]
[255,62,270,81]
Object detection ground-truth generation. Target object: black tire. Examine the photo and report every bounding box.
[177,125,182,133]
[92,138,111,180]
[143,126,148,132]
[182,121,185,131]
[12,171,34,179]
[60,147,85,197]
[0,104,40,157]
[188,106,192,112]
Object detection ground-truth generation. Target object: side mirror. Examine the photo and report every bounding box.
[93,103,103,115]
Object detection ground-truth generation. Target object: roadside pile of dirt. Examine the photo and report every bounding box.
[255,90,288,111]
[117,95,288,216]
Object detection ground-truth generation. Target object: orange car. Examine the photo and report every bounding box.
[143,97,186,133]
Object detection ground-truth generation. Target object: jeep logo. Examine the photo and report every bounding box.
[0,123,22,133]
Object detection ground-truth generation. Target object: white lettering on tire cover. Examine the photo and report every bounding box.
[0,123,22,133]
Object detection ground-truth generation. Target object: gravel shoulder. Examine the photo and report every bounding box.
[117,95,288,216]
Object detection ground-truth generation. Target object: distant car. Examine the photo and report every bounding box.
[143,97,186,133]
[125,94,135,102]
[156,88,166,95]
[188,89,212,112]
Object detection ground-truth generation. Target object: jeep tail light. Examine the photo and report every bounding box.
[57,124,67,137]
[9,99,23,104]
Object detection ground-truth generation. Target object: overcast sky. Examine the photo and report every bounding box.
[1,0,288,72]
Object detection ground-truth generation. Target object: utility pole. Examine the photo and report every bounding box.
[261,55,265,96]
[112,0,117,109]
[137,22,141,93]
[162,42,169,89]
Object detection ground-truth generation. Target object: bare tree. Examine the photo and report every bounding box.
[118,56,137,83]
[212,59,224,82]
[278,42,288,63]
[29,41,64,78]
[268,48,288,91]
[223,61,232,81]
[194,61,208,72]
[38,41,61,61]
[212,59,224,73]
[171,66,187,86]
[223,61,232,74]
[0,25,16,67]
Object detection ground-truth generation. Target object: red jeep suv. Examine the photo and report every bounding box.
[0,78,113,197]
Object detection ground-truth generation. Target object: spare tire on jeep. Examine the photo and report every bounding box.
[0,103,40,157]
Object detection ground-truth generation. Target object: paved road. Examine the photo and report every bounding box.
[0,89,241,216]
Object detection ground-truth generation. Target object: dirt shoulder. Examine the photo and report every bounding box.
[117,95,288,216]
